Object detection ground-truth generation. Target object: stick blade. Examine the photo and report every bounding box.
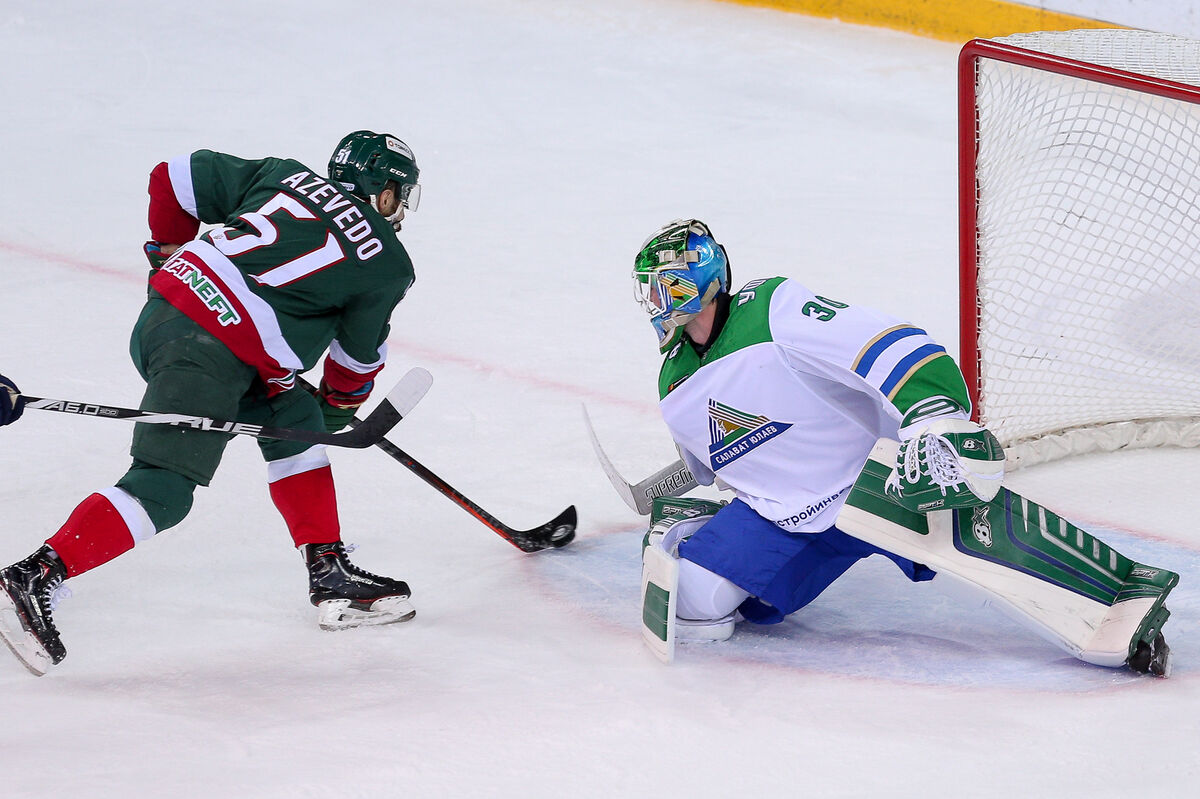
[582,404,697,515]
[508,505,577,553]
[335,367,433,448]
[382,367,434,418]
[582,404,645,513]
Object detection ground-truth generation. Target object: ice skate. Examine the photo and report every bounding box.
[302,542,415,631]
[676,613,737,642]
[1127,629,1172,678]
[0,546,69,676]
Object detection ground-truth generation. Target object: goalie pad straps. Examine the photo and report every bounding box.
[46,488,155,578]
[267,450,341,547]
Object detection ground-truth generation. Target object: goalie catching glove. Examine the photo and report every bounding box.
[884,419,1005,513]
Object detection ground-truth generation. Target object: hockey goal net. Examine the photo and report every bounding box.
[959,29,1200,468]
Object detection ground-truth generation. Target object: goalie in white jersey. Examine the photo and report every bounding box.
[632,219,1174,675]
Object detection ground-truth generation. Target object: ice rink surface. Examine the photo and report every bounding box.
[1,1,1196,796]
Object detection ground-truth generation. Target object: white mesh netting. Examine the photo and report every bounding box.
[970,29,1200,467]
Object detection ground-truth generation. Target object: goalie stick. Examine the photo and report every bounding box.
[21,367,433,449]
[582,404,698,515]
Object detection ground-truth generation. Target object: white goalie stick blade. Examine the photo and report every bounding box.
[316,596,416,631]
[641,545,678,663]
[0,590,53,677]
[582,404,698,516]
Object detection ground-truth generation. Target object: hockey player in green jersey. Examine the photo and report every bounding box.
[0,131,423,675]
[632,219,1175,675]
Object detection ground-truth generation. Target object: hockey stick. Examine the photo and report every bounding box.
[300,376,574,553]
[353,424,577,552]
[582,404,697,515]
[21,367,433,449]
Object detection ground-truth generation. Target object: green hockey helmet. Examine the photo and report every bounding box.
[328,130,421,210]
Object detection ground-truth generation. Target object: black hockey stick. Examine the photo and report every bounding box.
[336,403,575,552]
[22,367,433,449]
[354,424,576,552]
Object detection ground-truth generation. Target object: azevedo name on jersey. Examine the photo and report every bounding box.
[279,171,386,260]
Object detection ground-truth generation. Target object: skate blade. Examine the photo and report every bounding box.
[317,596,416,631]
[676,618,736,643]
[0,592,52,677]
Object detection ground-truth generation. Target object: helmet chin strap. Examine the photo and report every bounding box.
[372,195,405,232]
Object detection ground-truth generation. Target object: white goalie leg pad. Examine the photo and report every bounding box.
[316,596,416,631]
[838,439,1178,668]
[641,513,745,661]
[641,544,679,663]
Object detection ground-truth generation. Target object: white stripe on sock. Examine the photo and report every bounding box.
[98,487,156,543]
[267,446,331,483]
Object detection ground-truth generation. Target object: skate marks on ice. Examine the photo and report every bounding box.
[527,525,1197,691]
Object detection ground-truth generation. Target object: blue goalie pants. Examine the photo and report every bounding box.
[677,498,936,624]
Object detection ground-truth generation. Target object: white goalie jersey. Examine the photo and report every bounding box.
[656,277,970,533]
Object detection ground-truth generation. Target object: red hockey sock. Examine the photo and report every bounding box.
[46,490,150,578]
[268,465,341,547]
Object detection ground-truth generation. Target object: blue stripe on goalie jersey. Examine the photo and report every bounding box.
[880,345,949,398]
[852,325,928,377]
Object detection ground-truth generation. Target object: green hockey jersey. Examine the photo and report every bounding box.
[149,150,414,395]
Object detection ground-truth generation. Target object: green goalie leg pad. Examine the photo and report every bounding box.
[837,439,1180,668]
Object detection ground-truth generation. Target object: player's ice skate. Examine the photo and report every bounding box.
[0,545,69,676]
[302,542,415,631]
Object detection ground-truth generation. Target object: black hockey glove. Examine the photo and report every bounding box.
[0,373,25,426]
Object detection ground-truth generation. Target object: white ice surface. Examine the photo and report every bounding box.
[1,2,1197,797]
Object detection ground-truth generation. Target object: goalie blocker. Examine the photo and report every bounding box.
[837,439,1178,676]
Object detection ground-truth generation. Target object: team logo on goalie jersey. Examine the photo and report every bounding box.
[707,400,792,470]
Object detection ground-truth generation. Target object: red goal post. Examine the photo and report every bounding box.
[958,30,1200,468]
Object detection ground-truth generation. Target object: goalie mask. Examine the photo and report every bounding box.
[633,219,730,350]
[328,130,422,222]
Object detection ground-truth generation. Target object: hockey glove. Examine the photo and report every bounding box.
[0,372,25,427]
[317,379,374,433]
[884,419,1005,513]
